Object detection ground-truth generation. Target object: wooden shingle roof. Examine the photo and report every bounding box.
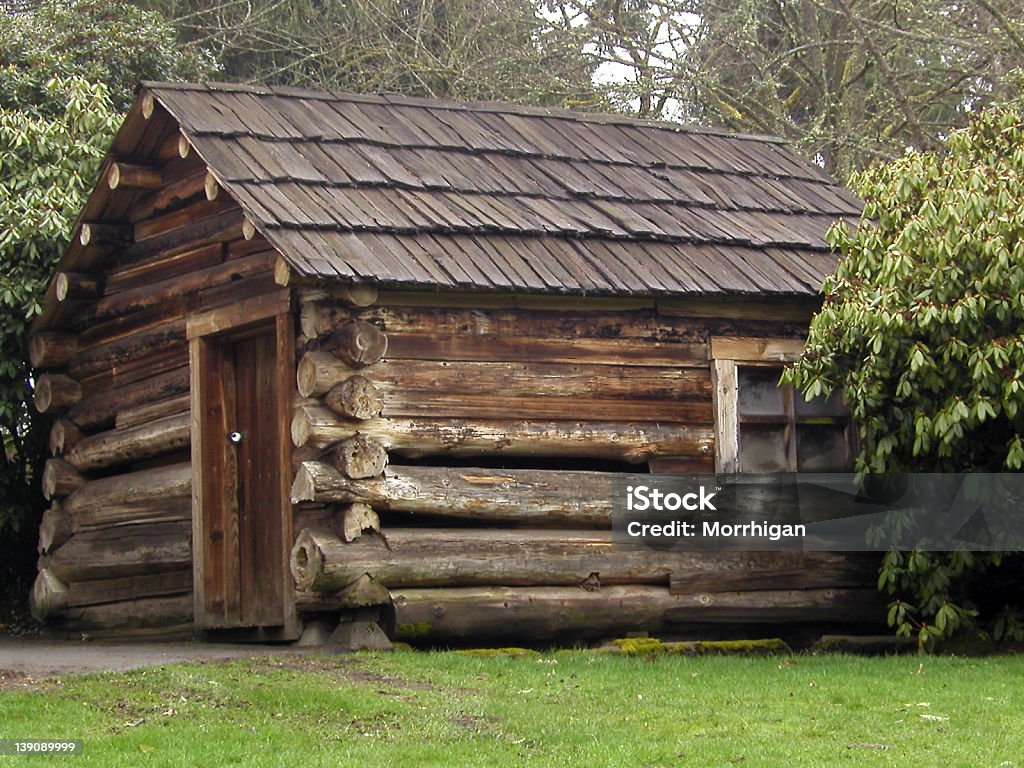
[143,81,861,296]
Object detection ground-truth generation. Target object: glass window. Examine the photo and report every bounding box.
[736,365,850,472]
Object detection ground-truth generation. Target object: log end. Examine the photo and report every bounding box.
[290,464,316,503]
[333,435,388,479]
[42,458,85,501]
[38,503,70,554]
[341,503,381,542]
[342,283,379,308]
[54,272,70,302]
[325,320,388,368]
[326,376,383,421]
[33,374,82,415]
[290,528,326,592]
[274,255,290,285]
[291,408,312,448]
[204,171,220,201]
[30,568,69,621]
[296,354,319,398]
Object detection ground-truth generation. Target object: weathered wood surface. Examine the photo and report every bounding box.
[77,342,186,394]
[79,222,130,248]
[91,251,272,322]
[108,162,162,190]
[298,352,713,401]
[126,166,207,224]
[134,197,237,243]
[324,376,383,420]
[332,436,388,479]
[65,413,189,472]
[38,504,72,553]
[29,333,78,369]
[116,394,190,430]
[371,332,703,368]
[63,463,191,531]
[295,575,390,611]
[55,272,104,302]
[41,521,191,582]
[116,208,246,268]
[323,320,388,367]
[34,374,82,414]
[391,585,883,643]
[48,421,83,459]
[69,320,185,382]
[297,352,713,421]
[292,406,714,462]
[291,527,874,593]
[291,461,613,525]
[52,595,193,631]
[299,303,724,368]
[668,553,877,594]
[291,528,643,592]
[68,366,189,430]
[42,459,85,500]
[104,241,220,294]
[67,570,193,608]
[306,305,719,346]
[30,568,69,620]
[337,503,381,542]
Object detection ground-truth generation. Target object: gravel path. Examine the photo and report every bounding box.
[0,636,306,684]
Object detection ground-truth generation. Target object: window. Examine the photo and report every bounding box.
[711,337,851,473]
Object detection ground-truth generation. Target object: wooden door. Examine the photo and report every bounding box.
[190,304,297,639]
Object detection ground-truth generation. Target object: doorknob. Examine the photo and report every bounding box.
[228,430,246,444]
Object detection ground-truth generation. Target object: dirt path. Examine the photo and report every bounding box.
[0,636,309,687]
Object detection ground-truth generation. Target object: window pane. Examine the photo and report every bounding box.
[794,390,845,418]
[737,367,785,416]
[739,425,789,472]
[796,425,849,471]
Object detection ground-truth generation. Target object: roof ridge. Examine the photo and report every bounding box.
[139,80,791,145]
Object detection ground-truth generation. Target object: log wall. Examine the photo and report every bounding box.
[288,291,884,644]
[28,106,281,638]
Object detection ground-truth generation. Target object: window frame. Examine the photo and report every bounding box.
[710,337,850,473]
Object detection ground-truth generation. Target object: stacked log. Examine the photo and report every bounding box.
[390,585,885,643]
[26,116,281,637]
[290,315,394,612]
[289,297,880,643]
[291,528,876,594]
[292,407,714,462]
[291,461,613,526]
[31,520,193,631]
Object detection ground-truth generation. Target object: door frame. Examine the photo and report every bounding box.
[187,288,299,640]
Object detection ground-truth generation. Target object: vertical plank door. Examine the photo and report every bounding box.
[190,296,297,639]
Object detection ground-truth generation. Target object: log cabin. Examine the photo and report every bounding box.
[27,81,881,644]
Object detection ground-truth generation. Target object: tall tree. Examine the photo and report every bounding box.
[545,0,1024,176]
[136,0,605,108]
[682,0,1024,176]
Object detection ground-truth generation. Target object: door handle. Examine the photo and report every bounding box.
[228,430,246,444]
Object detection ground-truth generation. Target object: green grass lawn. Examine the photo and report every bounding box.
[1,650,1022,767]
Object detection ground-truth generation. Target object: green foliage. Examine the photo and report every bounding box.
[0,76,119,594]
[785,102,1024,649]
[0,0,215,114]
[0,0,215,605]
